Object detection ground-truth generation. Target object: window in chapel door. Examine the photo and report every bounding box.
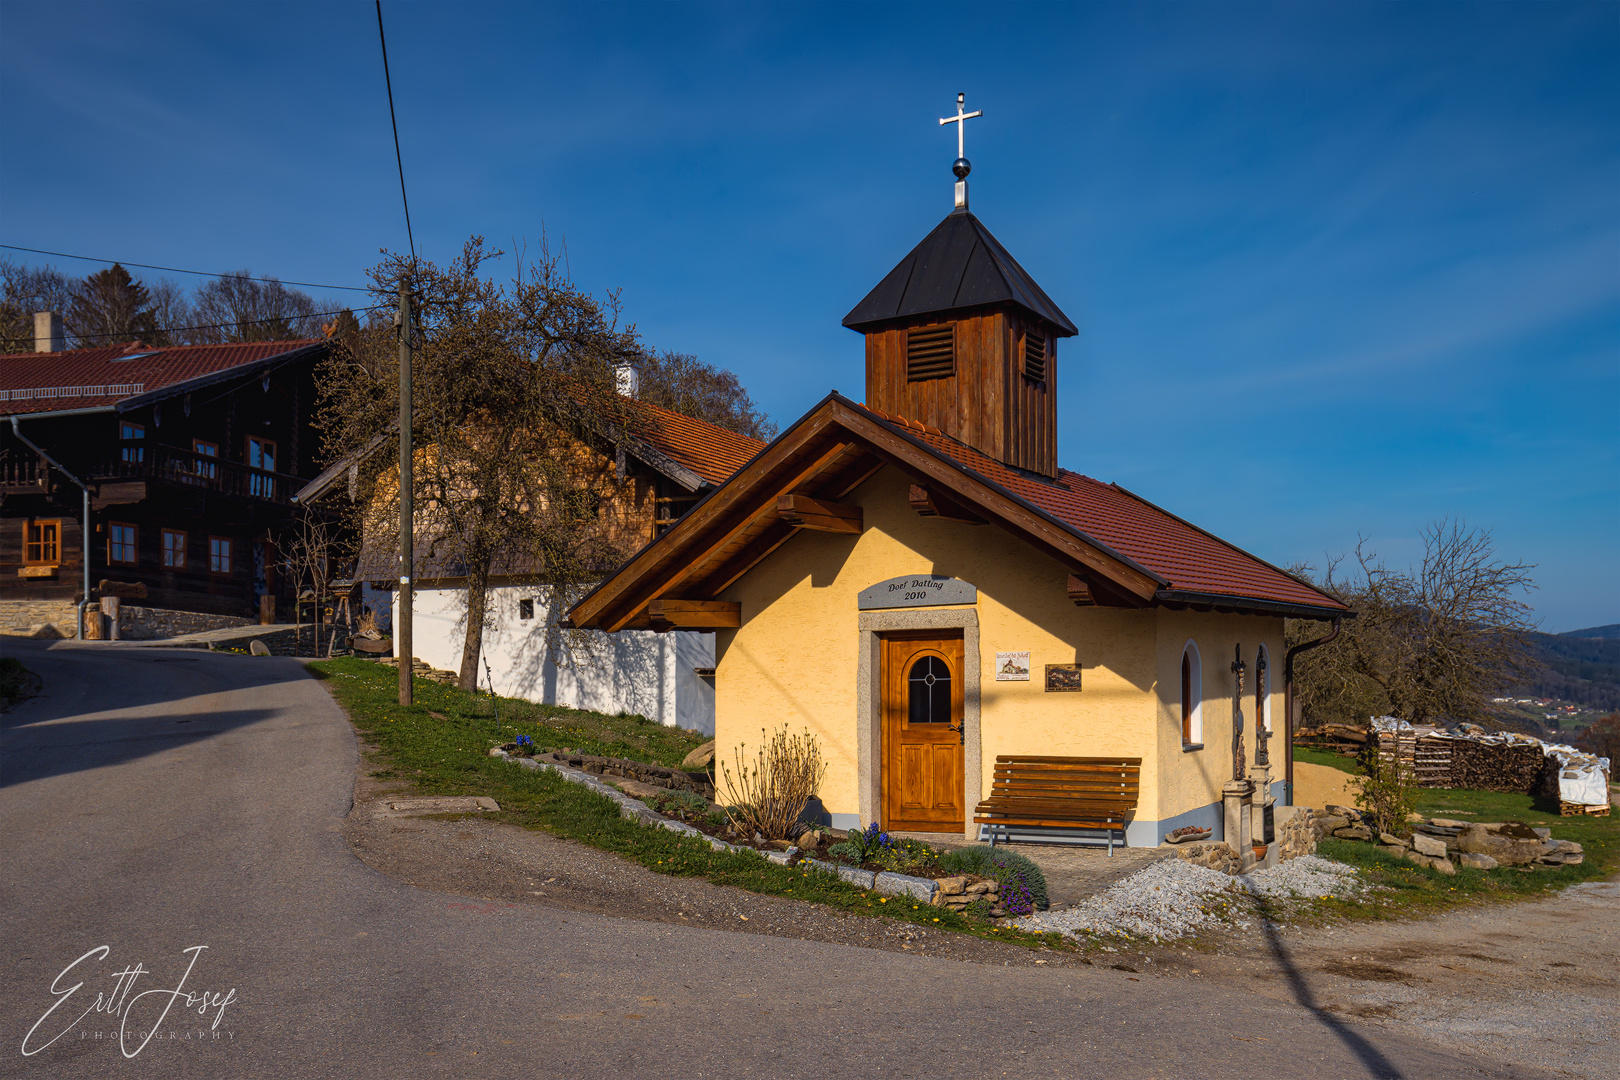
[907,656,953,724]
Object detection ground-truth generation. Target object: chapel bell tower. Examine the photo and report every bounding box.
[842,93,1077,479]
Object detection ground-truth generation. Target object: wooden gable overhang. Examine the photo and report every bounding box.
[564,392,1172,633]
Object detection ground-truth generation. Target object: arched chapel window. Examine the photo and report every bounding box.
[1180,640,1203,746]
[908,656,952,725]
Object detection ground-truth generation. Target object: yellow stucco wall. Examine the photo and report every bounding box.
[712,466,1287,829]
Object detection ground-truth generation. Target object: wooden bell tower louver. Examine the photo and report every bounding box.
[843,209,1077,478]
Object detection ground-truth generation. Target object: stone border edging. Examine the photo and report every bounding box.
[489,748,938,903]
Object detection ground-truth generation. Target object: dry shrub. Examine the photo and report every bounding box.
[719,725,827,840]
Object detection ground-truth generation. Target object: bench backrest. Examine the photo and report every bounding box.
[988,755,1142,806]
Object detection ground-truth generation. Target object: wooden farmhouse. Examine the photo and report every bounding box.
[567,177,1350,849]
[0,328,327,638]
[306,387,764,733]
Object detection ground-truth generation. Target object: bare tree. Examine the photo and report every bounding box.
[192,271,323,343]
[317,236,650,691]
[636,349,777,440]
[0,257,78,351]
[281,514,343,657]
[145,279,194,346]
[1288,519,1538,727]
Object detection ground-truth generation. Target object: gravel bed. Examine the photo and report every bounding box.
[1235,854,1361,900]
[1012,855,1362,944]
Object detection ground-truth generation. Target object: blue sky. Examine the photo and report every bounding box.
[2,2,1615,632]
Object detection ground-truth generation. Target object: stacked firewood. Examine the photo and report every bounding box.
[1446,739,1545,792]
[1295,723,1369,753]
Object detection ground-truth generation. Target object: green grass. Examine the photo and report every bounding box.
[1292,745,1363,774]
[1304,785,1617,921]
[309,657,1064,949]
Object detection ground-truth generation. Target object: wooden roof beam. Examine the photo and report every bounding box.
[910,484,984,524]
[776,493,861,533]
[647,599,741,629]
[597,435,856,630]
[1067,572,1151,609]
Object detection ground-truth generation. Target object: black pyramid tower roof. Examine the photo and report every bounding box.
[842,208,1077,336]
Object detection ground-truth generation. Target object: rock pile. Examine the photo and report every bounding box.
[932,875,1006,917]
[1316,805,1585,873]
[1164,810,1317,877]
[1171,841,1243,875]
[1274,808,1318,862]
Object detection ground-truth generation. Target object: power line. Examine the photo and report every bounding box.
[375,1,417,265]
[0,244,371,292]
[64,303,388,343]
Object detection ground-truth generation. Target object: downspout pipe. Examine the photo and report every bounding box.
[9,416,93,640]
[1283,617,1342,807]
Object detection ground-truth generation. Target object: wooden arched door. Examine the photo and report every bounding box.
[881,632,965,832]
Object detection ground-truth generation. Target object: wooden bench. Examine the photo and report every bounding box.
[973,756,1142,855]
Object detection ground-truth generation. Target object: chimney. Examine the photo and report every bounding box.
[614,363,640,398]
[34,312,64,353]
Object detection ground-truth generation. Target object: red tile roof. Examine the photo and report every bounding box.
[0,339,320,416]
[858,403,1344,612]
[635,403,765,486]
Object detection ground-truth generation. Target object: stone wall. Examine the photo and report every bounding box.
[117,606,258,640]
[1273,807,1318,862]
[1170,808,1316,876]
[1172,840,1243,875]
[0,599,79,638]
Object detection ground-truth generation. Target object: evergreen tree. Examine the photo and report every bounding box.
[68,263,156,345]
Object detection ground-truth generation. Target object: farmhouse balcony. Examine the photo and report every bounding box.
[0,451,48,494]
[92,443,307,504]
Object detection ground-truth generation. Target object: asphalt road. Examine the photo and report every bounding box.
[0,640,1540,1079]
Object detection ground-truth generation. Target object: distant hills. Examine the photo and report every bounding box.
[1560,624,1620,640]
[1524,625,1620,712]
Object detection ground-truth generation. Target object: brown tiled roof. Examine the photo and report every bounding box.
[634,403,766,486]
[864,405,1343,612]
[0,339,320,416]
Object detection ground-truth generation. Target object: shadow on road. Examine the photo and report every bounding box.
[1250,892,1406,1080]
[1,640,315,788]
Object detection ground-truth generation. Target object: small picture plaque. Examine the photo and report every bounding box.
[1044,664,1083,692]
[995,651,1030,681]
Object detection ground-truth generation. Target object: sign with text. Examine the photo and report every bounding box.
[995,652,1030,681]
[856,575,977,610]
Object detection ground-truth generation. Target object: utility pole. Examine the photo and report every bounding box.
[397,276,414,706]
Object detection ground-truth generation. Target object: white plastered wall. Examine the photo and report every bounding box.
[369,581,715,734]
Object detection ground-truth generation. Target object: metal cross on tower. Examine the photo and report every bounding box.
[939,92,983,210]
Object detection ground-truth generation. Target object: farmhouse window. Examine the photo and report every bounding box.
[162,529,187,569]
[193,440,218,480]
[25,519,61,565]
[210,537,233,574]
[119,421,145,463]
[109,523,137,565]
[247,437,276,498]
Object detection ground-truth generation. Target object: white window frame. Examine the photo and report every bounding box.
[1180,639,1203,747]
